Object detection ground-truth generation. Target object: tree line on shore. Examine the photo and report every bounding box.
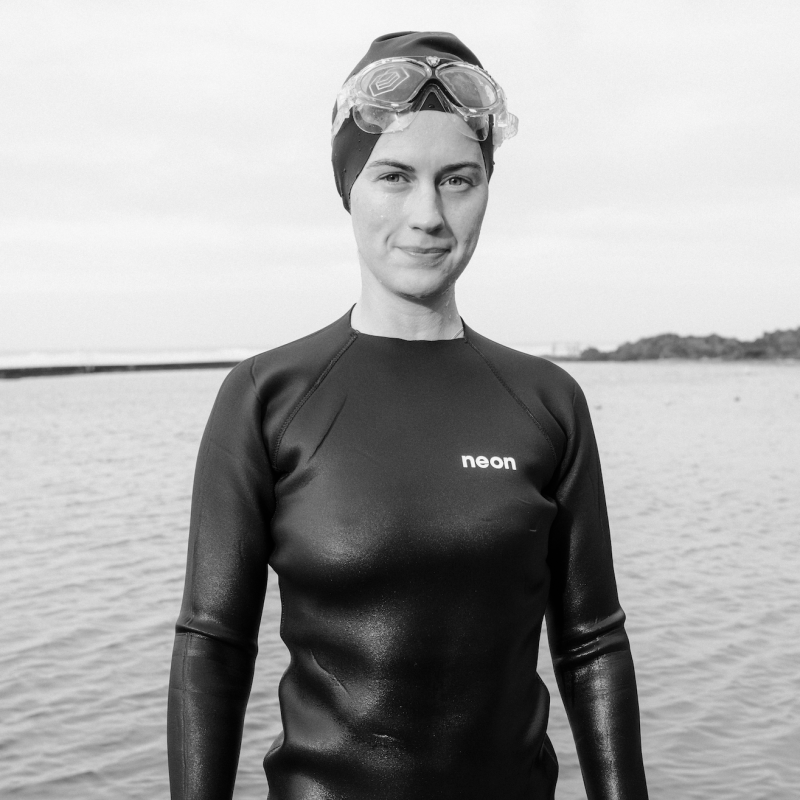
[580,327,800,361]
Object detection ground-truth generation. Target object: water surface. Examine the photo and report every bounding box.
[1,361,798,798]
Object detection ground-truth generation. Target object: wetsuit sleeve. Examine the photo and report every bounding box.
[545,382,649,799]
[168,362,274,800]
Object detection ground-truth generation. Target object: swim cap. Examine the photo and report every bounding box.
[331,31,496,212]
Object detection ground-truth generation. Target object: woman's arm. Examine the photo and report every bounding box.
[168,362,275,800]
[546,382,649,800]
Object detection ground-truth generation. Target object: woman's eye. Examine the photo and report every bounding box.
[381,173,406,184]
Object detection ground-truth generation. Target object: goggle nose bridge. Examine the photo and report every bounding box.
[404,79,463,113]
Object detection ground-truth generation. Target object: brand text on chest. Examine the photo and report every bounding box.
[461,455,517,470]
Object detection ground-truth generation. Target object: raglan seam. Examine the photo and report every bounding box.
[554,381,579,487]
[568,380,578,439]
[467,340,559,469]
[187,416,216,631]
[249,357,274,475]
[273,332,359,468]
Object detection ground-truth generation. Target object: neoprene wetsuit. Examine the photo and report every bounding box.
[168,311,648,800]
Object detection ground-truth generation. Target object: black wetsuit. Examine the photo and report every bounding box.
[168,311,648,800]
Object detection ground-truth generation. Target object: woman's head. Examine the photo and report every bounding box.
[349,109,489,302]
[331,32,517,212]
[332,32,517,304]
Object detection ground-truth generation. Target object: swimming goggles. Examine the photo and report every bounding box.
[332,56,518,147]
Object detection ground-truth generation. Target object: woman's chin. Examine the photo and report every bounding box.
[387,275,456,301]
[378,261,462,301]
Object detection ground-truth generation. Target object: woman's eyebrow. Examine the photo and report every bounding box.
[366,159,416,172]
[439,161,483,173]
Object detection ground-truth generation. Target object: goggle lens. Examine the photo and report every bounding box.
[437,65,499,109]
[359,62,430,104]
[353,104,414,136]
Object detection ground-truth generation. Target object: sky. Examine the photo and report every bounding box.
[1,0,798,354]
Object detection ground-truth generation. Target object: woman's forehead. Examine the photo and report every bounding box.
[366,111,484,171]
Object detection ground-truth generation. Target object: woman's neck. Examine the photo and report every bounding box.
[351,285,463,341]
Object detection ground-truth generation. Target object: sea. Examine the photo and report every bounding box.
[1,360,798,799]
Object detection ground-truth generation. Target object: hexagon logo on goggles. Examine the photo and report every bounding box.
[367,67,412,98]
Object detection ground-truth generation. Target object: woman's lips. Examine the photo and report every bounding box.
[398,246,450,256]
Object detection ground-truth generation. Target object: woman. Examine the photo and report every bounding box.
[168,31,649,800]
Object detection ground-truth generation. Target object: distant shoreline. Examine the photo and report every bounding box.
[3,326,799,379]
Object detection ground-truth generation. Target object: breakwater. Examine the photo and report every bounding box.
[0,361,239,380]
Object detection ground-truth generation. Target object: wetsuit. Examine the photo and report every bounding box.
[168,311,648,800]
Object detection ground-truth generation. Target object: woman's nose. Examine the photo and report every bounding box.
[406,184,445,233]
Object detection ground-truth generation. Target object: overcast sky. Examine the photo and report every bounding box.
[1,0,798,353]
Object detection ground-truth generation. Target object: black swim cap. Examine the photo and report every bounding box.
[331,31,496,213]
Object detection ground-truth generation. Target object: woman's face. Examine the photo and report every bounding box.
[349,111,489,302]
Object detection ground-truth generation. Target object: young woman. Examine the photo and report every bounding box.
[168,31,649,800]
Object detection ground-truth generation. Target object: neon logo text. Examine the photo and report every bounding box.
[461,455,517,470]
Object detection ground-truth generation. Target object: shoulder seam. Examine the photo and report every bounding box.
[272,332,358,468]
[554,380,579,486]
[248,357,274,472]
[467,341,558,468]
[568,379,578,439]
